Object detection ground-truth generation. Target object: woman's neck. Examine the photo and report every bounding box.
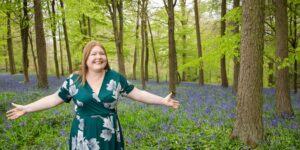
[86,69,106,80]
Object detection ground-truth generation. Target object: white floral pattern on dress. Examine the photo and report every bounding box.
[92,92,101,102]
[103,100,117,109]
[69,78,78,96]
[100,129,113,141]
[106,80,122,100]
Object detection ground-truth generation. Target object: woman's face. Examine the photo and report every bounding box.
[86,46,107,72]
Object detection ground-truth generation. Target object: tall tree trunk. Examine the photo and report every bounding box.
[106,0,126,77]
[59,0,72,73]
[289,2,297,93]
[231,0,264,148]
[232,0,240,92]
[133,0,141,80]
[140,0,147,89]
[20,0,30,82]
[275,0,293,117]
[87,16,91,37]
[268,62,274,87]
[180,0,187,81]
[144,12,149,81]
[220,0,228,87]
[29,29,39,78]
[194,0,204,85]
[7,12,16,75]
[47,0,60,79]
[34,0,48,88]
[147,15,159,83]
[163,0,178,95]
[59,26,64,76]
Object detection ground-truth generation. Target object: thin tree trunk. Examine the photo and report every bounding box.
[144,11,149,81]
[194,0,204,85]
[268,62,274,87]
[133,0,141,80]
[20,0,30,82]
[163,0,178,95]
[106,0,126,77]
[289,2,297,93]
[29,29,39,78]
[59,26,64,76]
[220,0,228,87]
[59,0,72,73]
[231,0,264,148]
[232,0,240,92]
[147,15,159,83]
[34,0,48,88]
[87,16,91,37]
[140,0,147,89]
[275,0,293,117]
[7,12,16,75]
[180,0,187,81]
[47,0,60,79]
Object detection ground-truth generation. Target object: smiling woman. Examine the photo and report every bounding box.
[6,40,180,150]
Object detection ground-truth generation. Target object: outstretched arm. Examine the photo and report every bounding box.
[6,92,64,120]
[127,88,180,109]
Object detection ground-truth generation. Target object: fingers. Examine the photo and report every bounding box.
[6,108,17,114]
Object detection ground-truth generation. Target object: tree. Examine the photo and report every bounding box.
[231,0,265,148]
[34,0,48,88]
[147,14,159,83]
[140,0,147,89]
[220,0,228,87]
[6,6,16,74]
[232,0,240,92]
[133,0,140,80]
[180,0,187,81]
[20,0,30,82]
[59,0,72,73]
[194,0,204,85]
[163,0,178,95]
[106,0,126,77]
[275,0,293,117]
[47,0,60,79]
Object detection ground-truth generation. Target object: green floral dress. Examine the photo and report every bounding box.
[57,69,134,150]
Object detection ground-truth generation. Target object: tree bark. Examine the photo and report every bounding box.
[147,15,159,83]
[34,0,48,88]
[231,0,264,148]
[220,0,228,87]
[106,0,126,77]
[29,29,39,78]
[194,0,204,85]
[144,11,149,81]
[232,0,240,92]
[59,27,64,76]
[133,0,140,80]
[7,12,16,75]
[20,0,30,82]
[140,0,147,89]
[268,62,274,87]
[47,0,60,79]
[275,0,293,117]
[180,0,187,81]
[59,0,72,73]
[164,0,178,95]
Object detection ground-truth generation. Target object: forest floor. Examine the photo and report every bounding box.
[0,74,299,149]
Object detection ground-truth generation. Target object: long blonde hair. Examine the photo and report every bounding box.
[76,41,110,85]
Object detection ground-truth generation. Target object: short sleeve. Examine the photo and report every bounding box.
[119,74,134,97]
[57,74,78,103]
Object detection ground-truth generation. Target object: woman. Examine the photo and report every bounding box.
[6,41,180,150]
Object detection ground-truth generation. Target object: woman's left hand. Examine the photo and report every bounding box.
[163,93,180,109]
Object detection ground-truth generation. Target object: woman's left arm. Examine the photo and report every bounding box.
[127,88,180,109]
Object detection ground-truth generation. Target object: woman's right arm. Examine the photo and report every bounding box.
[6,92,64,120]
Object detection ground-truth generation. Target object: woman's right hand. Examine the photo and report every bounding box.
[6,103,27,120]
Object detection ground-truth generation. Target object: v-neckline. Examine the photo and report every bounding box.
[86,70,108,97]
